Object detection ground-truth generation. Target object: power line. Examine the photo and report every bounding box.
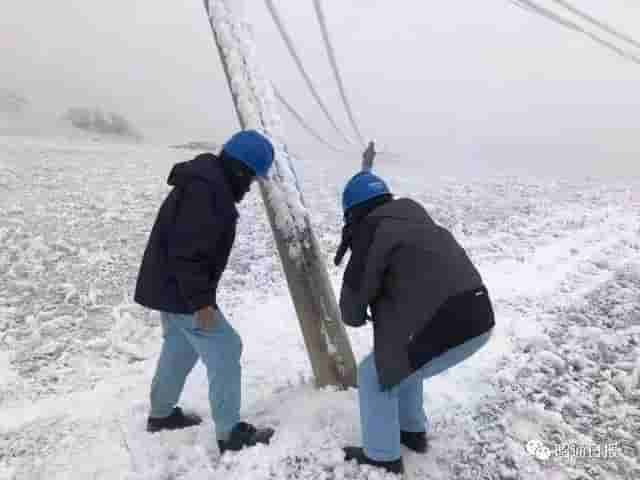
[312,0,366,146]
[272,85,351,153]
[550,0,640,51]
[264,0,355,147]
[513,0,640,66]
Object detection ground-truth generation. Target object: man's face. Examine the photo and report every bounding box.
[235,179,252,203]
[344,208,355,225]
[232,166,256,203]
[222,153,259,203]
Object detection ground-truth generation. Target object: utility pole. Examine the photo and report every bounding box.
[361,141,376,172]
[204,0,357,388]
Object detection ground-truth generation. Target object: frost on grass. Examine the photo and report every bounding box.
[2,134,640,478]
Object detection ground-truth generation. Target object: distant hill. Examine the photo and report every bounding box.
[63,107,143,141]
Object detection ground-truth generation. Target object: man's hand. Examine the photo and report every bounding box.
[334,224,354,266]
[196,306,217,331]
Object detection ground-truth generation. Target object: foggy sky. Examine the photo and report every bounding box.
[2,1,639,176]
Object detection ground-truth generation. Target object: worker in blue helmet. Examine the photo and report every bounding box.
[134,130,275,453]
[336,150,495,475]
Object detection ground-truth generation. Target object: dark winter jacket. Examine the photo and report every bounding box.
[134,153,238,314]
[339,198,494,390]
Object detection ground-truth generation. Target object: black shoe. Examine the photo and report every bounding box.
[147,407,202,433]
[343,447,404,475]
[400,430,428,453]
[218,421,275,453]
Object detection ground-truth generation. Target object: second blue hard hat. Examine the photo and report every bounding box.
[342,171,391,213]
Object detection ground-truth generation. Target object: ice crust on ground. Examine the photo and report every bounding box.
[1,134,639,479]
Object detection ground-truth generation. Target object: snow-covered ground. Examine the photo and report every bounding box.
[1,135,639,479]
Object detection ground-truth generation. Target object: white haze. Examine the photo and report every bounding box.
[1,0,640,177]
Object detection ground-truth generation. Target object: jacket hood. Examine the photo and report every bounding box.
[367,198,435,226]
[167,153,223,188]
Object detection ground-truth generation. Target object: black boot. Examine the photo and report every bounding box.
[400,430,428,453]
[147,407,202,433]
[218,422,275,453]
[343,447,404,475]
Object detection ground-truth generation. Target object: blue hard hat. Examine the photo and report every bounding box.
[222,130,274,177]
[342,171,391,213]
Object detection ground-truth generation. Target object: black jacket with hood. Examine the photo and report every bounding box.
[134,153,238,314]
[339,198,494,390]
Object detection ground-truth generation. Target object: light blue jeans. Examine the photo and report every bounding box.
[359,329,494,461]
[149,310,242,440]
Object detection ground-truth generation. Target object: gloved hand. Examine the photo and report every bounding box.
[334,224,354,266]
[196,306,217,331]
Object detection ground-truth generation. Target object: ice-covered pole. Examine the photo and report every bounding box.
[204,0,356,388]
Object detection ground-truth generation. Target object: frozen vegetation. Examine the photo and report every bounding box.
[63,108,143,141]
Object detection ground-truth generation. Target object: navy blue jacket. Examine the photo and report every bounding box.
[134,154,238,313]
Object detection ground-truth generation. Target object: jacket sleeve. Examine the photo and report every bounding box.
[339,221,392,327]
[167,180,228,312]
